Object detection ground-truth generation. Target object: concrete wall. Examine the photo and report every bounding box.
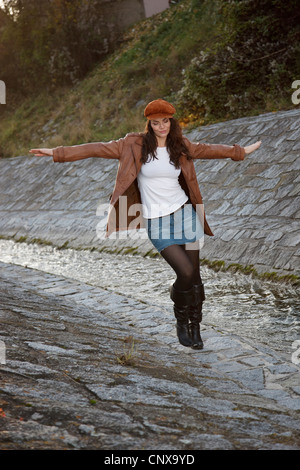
[98,0,169,39]
[143,0,169,17]
[0,108,299,277]
[101,0,145,34]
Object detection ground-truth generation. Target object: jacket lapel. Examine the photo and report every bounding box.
[180,154,202,203]
[131,139,143,176]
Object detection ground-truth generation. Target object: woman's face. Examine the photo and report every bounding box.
[150,117,171,140]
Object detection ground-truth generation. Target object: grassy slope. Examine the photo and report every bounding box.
[0,0,295,157]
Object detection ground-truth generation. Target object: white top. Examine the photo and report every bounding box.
[137,147,188,219]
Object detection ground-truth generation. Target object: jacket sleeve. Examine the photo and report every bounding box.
[185,139,245,161]
[52,137,125,163]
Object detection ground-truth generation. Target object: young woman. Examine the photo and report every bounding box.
[30,99,261,350]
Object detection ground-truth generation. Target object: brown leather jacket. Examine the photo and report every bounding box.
[53,133,245,237]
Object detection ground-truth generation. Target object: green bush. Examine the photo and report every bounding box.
[0,0,111,94]
[178,0,300,121]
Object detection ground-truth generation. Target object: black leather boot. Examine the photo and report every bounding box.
[189,283,205,350]
[170,284,194,347]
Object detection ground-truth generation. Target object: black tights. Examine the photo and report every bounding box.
[160,242,202,292]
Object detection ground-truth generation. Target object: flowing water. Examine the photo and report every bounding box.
[0,239,299,357]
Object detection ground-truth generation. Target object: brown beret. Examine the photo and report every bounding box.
[144,99,176,120]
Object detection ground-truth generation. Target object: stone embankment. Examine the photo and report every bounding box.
[1,260,300,450]
[0,108,299,278]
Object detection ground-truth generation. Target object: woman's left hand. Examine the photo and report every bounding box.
[244,141,262,154]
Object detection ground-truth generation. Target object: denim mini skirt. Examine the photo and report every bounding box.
[145,203,204,253]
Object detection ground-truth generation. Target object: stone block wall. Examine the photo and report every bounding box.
[186,109,300,275]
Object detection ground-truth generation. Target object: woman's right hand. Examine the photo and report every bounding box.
[29,148,53,157]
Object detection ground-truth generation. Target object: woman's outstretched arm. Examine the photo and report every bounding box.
[29,138,125,162]
[186,138,262,161]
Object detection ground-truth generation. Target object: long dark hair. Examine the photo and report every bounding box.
[141,118,192,169]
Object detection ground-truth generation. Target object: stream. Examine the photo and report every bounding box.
[0,239,299,357]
